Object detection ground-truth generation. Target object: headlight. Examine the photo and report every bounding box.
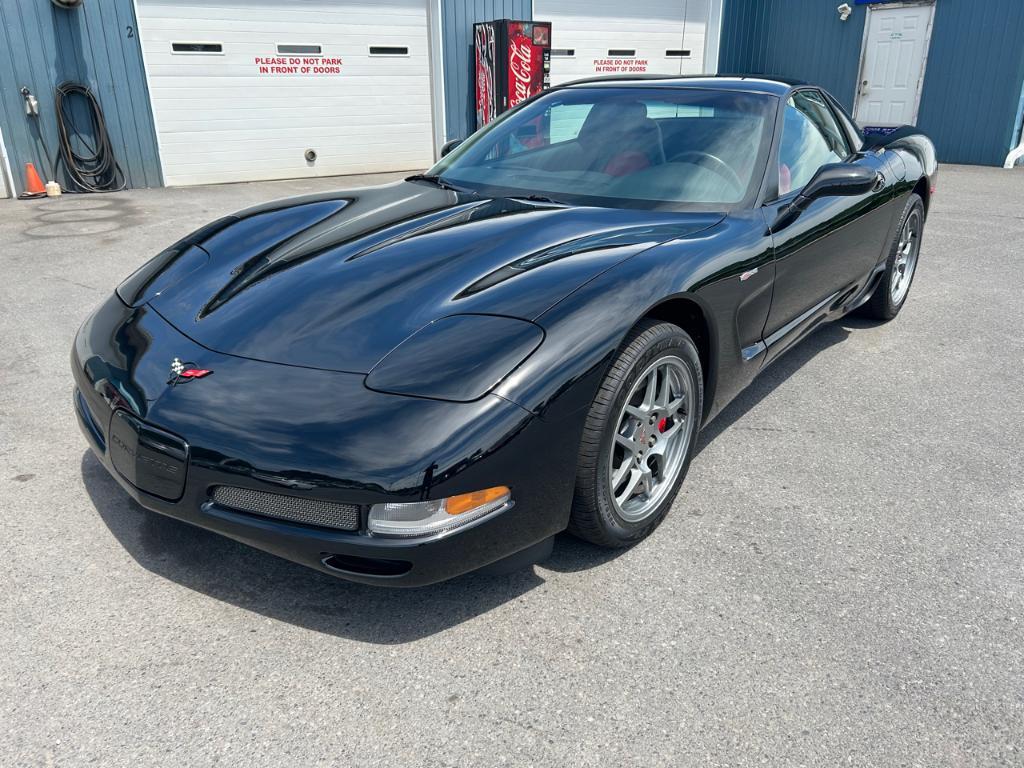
[368,486,511,538]
[364,314,543,402]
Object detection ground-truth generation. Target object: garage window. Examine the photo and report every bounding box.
[666,49,691,58]
[277,44,322,55]
[171,42,223,54]
[552,48,575,57]
[369,46,409,56]
[608,49,635,57]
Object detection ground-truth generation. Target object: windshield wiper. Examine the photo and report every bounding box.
[405,173,466,192]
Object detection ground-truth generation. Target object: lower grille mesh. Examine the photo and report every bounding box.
[211,486,360,531]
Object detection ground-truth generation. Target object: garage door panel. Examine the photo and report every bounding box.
[141,29,428,45]
[146,77,431,89]
[165,147,430,165]
[141,22,426,36]
[163,149,431,168]
[165,154,426,167]
[148,94,432,110]
[161,152,428,181]
[157,125,433,146]
[164,144,431,162]
[161,165,410,186]
[138,0,433,186]
[536,0,711,83]
[138,0,425,23]
[156,116,432,134]
[145,64,431,79]
[154,102,432,127]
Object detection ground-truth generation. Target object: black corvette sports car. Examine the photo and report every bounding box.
[73,76,936,585]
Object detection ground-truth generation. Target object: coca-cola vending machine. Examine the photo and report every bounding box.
[474,19,551,130]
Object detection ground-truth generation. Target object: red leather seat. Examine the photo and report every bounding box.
[604,151,651,177]
[577,101,665,176]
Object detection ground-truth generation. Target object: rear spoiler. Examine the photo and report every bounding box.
[861,125,923,151]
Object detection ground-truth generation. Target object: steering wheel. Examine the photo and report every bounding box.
[670,151,744,194]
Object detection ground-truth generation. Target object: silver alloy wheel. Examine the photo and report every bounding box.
[891,208,921,305]
[608,355,694,523]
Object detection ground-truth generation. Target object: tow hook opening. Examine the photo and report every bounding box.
[321,553,413,578]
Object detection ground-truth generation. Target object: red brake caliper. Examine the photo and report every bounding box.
[657,417,668,433]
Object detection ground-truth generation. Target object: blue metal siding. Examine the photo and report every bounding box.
[916,1,1024,166]
[718,0,1024,166]
[441,0,532,142]
[0,0,161,196]
[718,0,865,111]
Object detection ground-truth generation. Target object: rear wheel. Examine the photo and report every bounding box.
[861,193,924,321]
[569,320,703,547]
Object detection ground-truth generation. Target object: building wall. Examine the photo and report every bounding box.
[0,0,162,196]
[916,1,1024,166]
[719,0,866,111]
[718,0,1024,167]
[440,0,532,142]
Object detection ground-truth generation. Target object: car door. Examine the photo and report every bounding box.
[761,89,893,363]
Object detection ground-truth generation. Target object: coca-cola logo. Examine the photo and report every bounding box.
[508,37,533,106]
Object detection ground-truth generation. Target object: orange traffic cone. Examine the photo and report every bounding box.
[20,162,46,198]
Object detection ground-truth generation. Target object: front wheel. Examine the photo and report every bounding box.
[861,193,924,321]
[569,320,703,548]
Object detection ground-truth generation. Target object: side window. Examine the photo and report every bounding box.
[777,90,852,195]
[828,96,865,153]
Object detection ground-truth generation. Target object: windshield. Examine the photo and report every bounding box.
[429,87,777,210]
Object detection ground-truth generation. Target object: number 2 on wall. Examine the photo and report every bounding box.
[126,25,135,39]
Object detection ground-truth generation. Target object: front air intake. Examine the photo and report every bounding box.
[211,486,360,531]
[321,553,412,578]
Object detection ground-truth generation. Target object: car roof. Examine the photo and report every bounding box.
[559,74,803,97]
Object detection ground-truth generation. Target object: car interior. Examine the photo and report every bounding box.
[469,98,769,205]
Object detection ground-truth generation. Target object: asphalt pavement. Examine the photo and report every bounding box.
[1,165,1022,767]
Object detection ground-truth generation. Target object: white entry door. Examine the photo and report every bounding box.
[854,3,935,127]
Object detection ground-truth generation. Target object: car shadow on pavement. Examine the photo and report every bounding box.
[81,317,865,641]
[542,317,863,573]
[694,317,864,450]
[82,451,545,643]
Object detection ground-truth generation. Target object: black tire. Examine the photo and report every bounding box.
[860,192,925,321]
[569,319,703,548]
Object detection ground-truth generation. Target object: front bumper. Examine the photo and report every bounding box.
[73,294,578,586]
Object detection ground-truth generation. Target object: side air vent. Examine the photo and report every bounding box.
[211,486,360,531]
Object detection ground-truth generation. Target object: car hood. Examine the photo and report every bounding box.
[146,181,723,373]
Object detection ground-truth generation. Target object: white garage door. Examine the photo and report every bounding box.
[534,0,720,86]
[136,0,434,186]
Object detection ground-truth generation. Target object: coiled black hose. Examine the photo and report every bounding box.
[55,82,126,193]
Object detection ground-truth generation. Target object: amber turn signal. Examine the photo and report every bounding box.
[446,486,511,516]
[367,487,513,537]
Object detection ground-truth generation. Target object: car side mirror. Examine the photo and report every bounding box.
[801,162,877,200]
[772,163,878,230]
[440,138,464,157]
